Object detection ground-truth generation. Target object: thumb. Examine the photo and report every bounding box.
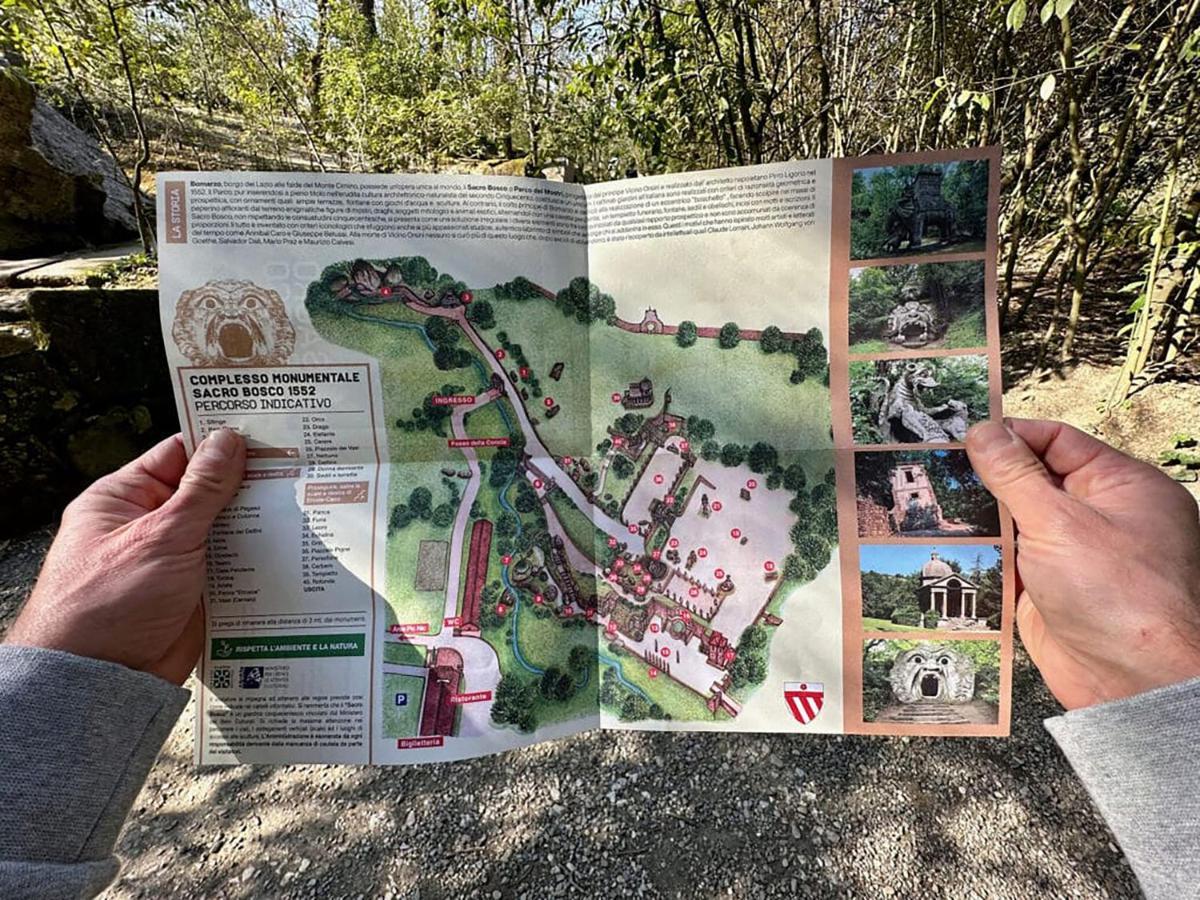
[966,419,1068,532]
[157,428,246,547]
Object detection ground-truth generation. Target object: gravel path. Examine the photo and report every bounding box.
[0,530,1139,900]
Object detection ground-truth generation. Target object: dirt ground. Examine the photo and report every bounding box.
[1005,362,1200,493]
[6,357,1188,898]
[0,524,1139,898]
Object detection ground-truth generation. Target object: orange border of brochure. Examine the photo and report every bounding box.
[829,146,1015,737]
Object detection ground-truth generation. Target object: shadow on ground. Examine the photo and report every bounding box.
[0,531,1137,900]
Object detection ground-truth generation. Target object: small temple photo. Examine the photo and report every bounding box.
[859,543,1002,632]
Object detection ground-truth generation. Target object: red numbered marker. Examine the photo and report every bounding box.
[543,397,555,408]
[725,649,736,663]
[495,349,506,360]
[764,560,776,573]
[747,479,758,490]
[614,558,625,570]
[715,568,725,579]
[648,668,659,680]
[712,501,723,512]
[636,585,647,596]
[497,603,507,615]
[564,456,574,466]
[698,547,708,559]
[613,436,625,447]
[669,538,679,549]
[563,607,574,617]
[607,572,618,582]
[653,474,664,485]
[606,621,618,635]
[642,574,652,585]
[680,440,690,452]
[585,609,595,621]
[651,549,662,560]
[681,610,692,623]
[730,528,741,539]
[628,523,638,535]
[665,495,675,505]
[660,647,671,658]
[533,478,544,489]
[611,392,622,403]
[650,623,660,633]
[632,562,642,574]
[380,286,392,297]
[689,586,700,598]
[667,421,677,431]
[534,593,544,605]
[461,291,473,303]
[520,366,530,379]
[501,554,512,565]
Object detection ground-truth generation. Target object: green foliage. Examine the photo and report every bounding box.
[728,623,777,699]
[466,298,496,329]
[890,601,923,627]
[556,277,615,324]
[7,0,1192,407]
[746,441,778,474]
[539,665,577,701]
[513,479,540,514]
[790,328,827,384]
[782,463,807,492]
[618,691,651,721]
[783,553,814,581]
[430,502,456,527]
[494,277,543,301]
[568,644,593,672]
[388,480,446,533]
[719,442,745,467]
[759,325,787,353]
[686,416,715,441]
[615,412,645,436]
[610,453,635,480]
[718,322,741,349]
[492,673,538,732]
[676,320,698,347]
[794,533,831,570]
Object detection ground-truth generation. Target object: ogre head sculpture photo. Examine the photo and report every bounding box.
[888,642,976,704]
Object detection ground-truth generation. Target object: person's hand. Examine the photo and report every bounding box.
[966,418,1200,710]
[5,429,245,684]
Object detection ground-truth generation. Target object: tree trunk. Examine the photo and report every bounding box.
[311,0,328,120]
[104,0,154,255]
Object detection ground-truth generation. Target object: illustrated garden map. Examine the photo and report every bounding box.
[156,148,1014,765]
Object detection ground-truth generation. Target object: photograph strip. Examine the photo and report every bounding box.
[828,147,1015,736]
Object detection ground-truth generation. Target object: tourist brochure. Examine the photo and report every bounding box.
[155,147,1014,765]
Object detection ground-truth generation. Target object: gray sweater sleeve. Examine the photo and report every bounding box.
[1045,676,1200,900]
[0,645,188,900]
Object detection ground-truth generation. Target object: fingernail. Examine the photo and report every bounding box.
[968,420,1016,452]
[199,428,240,461]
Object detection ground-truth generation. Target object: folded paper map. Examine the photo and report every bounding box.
[156,147,1013,765]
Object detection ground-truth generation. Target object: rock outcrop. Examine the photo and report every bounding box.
[0,63,139,257]
[0,288,174,533]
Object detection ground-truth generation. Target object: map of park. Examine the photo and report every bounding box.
[304,257,837,743]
